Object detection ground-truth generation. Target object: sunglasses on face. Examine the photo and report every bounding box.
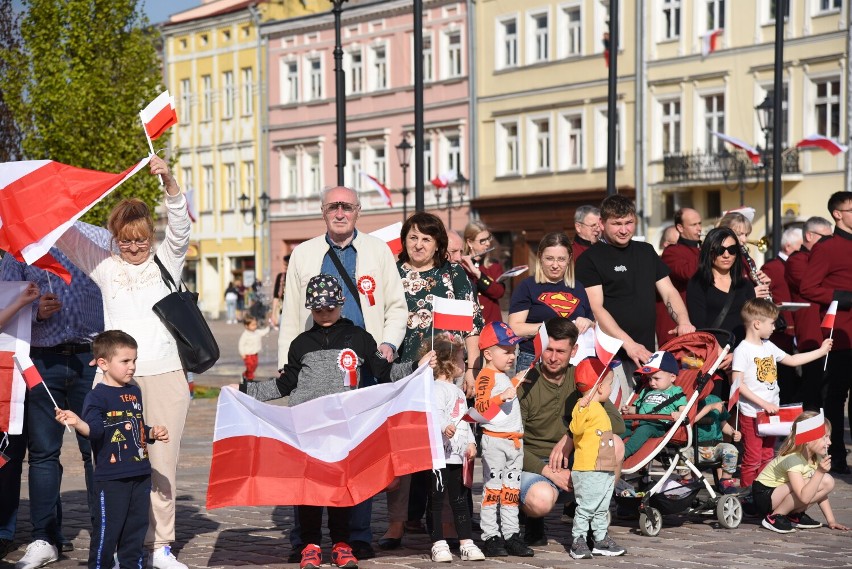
[712,244,739,257]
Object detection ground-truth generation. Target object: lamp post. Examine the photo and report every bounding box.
[756,94,774,248]
[718,148,760,207]
[396,137,412,222]
[434,171,467,231]
[239,191,271,285]
[331,0,348,186]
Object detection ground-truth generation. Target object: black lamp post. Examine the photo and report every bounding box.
[756,94,774,246]
[239,191,271,283]
[331,0,348,186]
[396,137,412,222]
[434,171,467,231]
[718,147,759,207]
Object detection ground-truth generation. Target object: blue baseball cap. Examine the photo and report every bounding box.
[478,321,522,350]
[639,351,679,375]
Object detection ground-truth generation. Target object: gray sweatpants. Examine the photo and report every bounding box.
[572,470,615,542]
[480,435,522,540]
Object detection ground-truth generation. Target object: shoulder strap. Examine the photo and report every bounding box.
[647,391,686,415]
[710,286,737,329]
[153,255,180,292]
[326,246,363,312]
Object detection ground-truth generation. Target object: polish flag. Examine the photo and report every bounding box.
[531,324,549,366]
[728,375,741,412]
[0,283,33,435]
[795,410,827,445]
[821,300,838,329]
[461,375,525,424]
[12,354,43,389]
[206,364,444,508]
[0,158,150,267]
[369,222,403,256]
[756,404,803,437]
[432,297,474,332]
[796,134,849,156]
[140,90,178,141]
[360,172,392,208]
[594,327,623,367]
[712,132,761,165]
[185,189,198,223]
[430,170,457,190]
[701,29,723,57]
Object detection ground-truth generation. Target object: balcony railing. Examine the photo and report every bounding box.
[663,149,800,183]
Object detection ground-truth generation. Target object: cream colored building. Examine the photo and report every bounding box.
[160,0,325,317]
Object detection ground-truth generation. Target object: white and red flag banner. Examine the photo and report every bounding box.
[532,324,549,365]
[207,364,444,509]
[821,300,838,329]
[140,90,178,141]
[369,222,403,256]
[712,132,761,165]
[0,282,33,435]
[728,375,742,412]
[360,172,392,208]
[430,170,457,190]
[795,410,826,445]
[0,158,150,266]
[594,327,623,367]
[701,29,722,57]
[431,297,474,332]
[796,134,848,156]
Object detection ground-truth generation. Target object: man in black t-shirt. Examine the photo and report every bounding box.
[575,196,694,375]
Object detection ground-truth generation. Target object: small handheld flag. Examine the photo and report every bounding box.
[13,354,71,432]
[532,324,549,367]
[369,223,403,256]
[140,91,178,141]
[728,375,741,412]
[594,327,623,367]
[432,297,474,332]
[822,300,838,371]
[794,410,826,445]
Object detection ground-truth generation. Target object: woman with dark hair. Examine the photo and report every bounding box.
[460,221,505,324]
[508,232,593,372]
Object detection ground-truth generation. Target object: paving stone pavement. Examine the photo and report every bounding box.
[4,320,852,568]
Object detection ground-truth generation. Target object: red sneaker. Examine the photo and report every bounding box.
[299,544,322,569]
[331,542,358,568]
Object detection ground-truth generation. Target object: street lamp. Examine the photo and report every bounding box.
[331,0,348,186]
[396,137,412,222]
[239,191,271,285]
[756,94,774,241]
[434,171,467,230]
[718,147,759,207]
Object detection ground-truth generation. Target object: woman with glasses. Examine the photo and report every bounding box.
[508,232,594,373]
[459,221,505,324]
[56,155,192,569]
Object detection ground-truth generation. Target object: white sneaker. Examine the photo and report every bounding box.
[459,542,485,561]
[431,540,453,563]
[14,540,58,569]
[150,546,187,569]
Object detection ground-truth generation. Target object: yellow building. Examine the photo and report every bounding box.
[160,0,326,318]
[473,0,849,263]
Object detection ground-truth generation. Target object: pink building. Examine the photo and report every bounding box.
[263,0,471,260]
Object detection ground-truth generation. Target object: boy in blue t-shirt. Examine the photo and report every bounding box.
[56,331,169,569]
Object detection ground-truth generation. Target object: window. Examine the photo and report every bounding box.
[661,100,681,154]
[243,161,255,204]
[350,52,363,93]
[529,118,551,171]
[202,75,213,121]
[179,78,191,123]
[447,32,463,77]
[497,121,519,176]
[372,145,387,184]
[559,113,583,169]
[703,94,725,152]
[309,58,322,100]
[532,13,549,62]
[446,135,461,175]
[594,109,622,167]
[769,0,789,21]
[819,0,841,11]
[347,147,362,190]
[706,0,725,29]
[281,153,298,198]
[764,85,789,147]
[222,71,235,119]
[423,140,433,183]
[308,153,321,195]
[241,67,253,115]
[815,79,840,138]
[564,6,582,57]
[283,61,299,104]
[225,163,237,210]
[181,167,193,192]
[662,0,681,39]
[500,18,518,68]
[203,165,214,209]
[373,46,387,90]
[423,35,434,82]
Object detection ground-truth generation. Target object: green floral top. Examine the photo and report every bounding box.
[396,260,485,363]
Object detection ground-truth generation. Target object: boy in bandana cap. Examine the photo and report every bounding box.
[240,274,434,569]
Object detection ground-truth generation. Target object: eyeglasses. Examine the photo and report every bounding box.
[576,221,600,230]
[323,202,359,214]
[117,239,150,250]
[712,244,739,257]
[542,256,569,265]
[836,208,852,213]
[478,235,493,245]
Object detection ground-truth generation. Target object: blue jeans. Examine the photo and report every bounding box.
[225,299,236,322]
[27,351,96,544]
[515,351,536,375]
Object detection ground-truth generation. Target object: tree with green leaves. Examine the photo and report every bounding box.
[0,0,22,162]
[0,0,168,225]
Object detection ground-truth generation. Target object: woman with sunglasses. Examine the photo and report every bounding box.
[56,155,192,569]
[459,221,505,324]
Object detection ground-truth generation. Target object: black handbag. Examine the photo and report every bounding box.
[151,255,220,374]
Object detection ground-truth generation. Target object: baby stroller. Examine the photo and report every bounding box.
[616,331,742,536]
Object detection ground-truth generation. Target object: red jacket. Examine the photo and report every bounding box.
[656,239,700,346]
[761,256,795,352]
[470,260,506,325]
[786,249,823,351]
[572,237,591,262]
[800,228,852,350]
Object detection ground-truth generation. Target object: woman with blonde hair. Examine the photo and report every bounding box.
[57,155,192,569]
[459,221,505,324]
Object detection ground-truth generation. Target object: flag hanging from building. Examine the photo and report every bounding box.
[140,91,178,141]
[796,134,849,156]
[712,132,761,165]
[430,170,457,190]
[701,29,722,57]
[369,222,403,256]
[360,172,393,207]
[432,297,474,332]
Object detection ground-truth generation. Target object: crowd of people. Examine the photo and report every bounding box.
[1,157,851,568]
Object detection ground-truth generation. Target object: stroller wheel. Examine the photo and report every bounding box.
[639,507,662,537]
[716,495,742,529]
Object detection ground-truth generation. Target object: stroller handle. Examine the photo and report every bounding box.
[696,327,736,348]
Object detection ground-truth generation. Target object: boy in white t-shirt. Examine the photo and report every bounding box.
[733,298,832,488]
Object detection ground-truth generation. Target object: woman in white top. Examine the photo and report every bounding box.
[57,155,191,569]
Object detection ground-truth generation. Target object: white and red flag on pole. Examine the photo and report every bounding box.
[594,327,623,367]
[712,132,761,165]
[430,170,457,190]
[701,29,723,57]
[140,91,178,141]
[206,364,444,508]
[728,375,742,412]
[432,297,474,332]
[796,134,849,156]
[795,409,826,445]
[531,324,549,365]
[12,354,43,390]
[369,222,403,256]
[360,172,393,207]
[821,300,838,329]
[0,282,33,436]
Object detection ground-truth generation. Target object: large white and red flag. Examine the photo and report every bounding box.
[594,327,623,367]
[0,158,150,269]
[0,282,33,436]
[140,91,178,141]
[795,410,826,445]
[796,134,849,156]
[360,172,392,207]
[206,364,444,508]
[712,132,761,165]
[821,300,838,329]
[369,222,403,256]
[701,29,722,57]
[432,297,474,332]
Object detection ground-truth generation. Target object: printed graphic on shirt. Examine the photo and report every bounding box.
[536,291,580,319]
[105,405,148,464]
[753,355,778,387]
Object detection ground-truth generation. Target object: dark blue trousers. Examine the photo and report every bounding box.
[89,475,150,569]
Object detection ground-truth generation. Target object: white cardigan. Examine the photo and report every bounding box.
[57,193,191,376]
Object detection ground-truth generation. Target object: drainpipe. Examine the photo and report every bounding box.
[634,0,646,235]
[467,0,478,203]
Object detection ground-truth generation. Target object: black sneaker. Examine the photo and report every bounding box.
[350,540,375,560]
[504,533,534,557]
[787,511,822,529]
[482,536,508,557]
[0,538,15,560]
[569,536,593,559]
[523,517,547,546]
[830,462,851,475]
[287,546,305,563]
[762,513,795,533]
[591,534,625,557]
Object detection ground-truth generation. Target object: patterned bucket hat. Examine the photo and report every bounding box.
[305,274,345,310]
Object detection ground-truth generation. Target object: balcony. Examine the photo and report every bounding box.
[663,149,800,183]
